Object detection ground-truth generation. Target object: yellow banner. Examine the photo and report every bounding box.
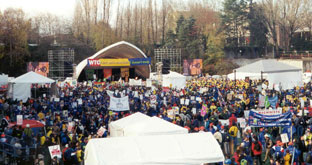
[99,59,130,66]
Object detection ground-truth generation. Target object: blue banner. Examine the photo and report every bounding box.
[248,111,292,127]
[129,57,151,66]
[268,95,278,109]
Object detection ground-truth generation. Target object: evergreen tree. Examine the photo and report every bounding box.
[221,0,248,48]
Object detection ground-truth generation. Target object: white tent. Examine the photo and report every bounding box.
[121,116,188,137]
[84,132,224,165]
[109,112,151,137]
[229,59,302,90]
[9,72,55,102]
[0,74,8,86]
[162,71,186,89]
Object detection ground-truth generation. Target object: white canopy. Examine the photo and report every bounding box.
[109,112,151,137]
[84,132,224,165]
[162,71,186,89]
[121,116,188,136]
[9,72,55,102]
[10,71,55,84]
[230,59,302,90]
[235,59,300,73]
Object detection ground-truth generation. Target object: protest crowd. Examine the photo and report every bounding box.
[1,77,312,165]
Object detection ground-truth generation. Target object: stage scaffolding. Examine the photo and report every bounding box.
[154,48,182,72]
[48,48,74,80]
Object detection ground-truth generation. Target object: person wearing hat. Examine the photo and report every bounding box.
[263,134,273,163]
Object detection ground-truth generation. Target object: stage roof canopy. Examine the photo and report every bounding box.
[75,41,150,79]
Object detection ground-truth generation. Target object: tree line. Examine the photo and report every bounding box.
[0,0,311,76]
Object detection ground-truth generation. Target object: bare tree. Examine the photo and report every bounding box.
[115,0,120,38]
[91,0,98,25]
[125,2,132,39]
[80,0,91,44]
[261,0,280,56]
[161,0,168,44]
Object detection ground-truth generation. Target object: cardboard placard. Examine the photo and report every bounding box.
[17,115,23,125]
[97,127,106,137]
[281,133,289,143]
[180,99,185,105]
[77,99,83,105]
[48,145,61,159]
[185,99,190,105]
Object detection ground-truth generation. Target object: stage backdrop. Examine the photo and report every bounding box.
[183,59,202,76]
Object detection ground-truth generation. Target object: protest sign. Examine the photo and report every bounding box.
[77,99,82,105]
[43,94,46,98]
[54,98,60,102]
[258,95,265,107]
[48,145,61,159]
[150,95,157,104]
[191,96,195,100]
[180,99,185,105]
[281,133,289,143]
[97,127,106,137]
[67,122,75,132]
[173,106,179,115]
[17,115,23,125]
[129,79,142,86]
[185,99,190,105]
[63,110,68,118]
[167,109,174,119]
[192,108,196,115]
[219,119,229,126]
[108,96,130,111]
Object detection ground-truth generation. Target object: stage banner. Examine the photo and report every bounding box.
[27,62,49,77]
[183,59,203,76]
[248,111,292,127]
[108,96,130,111]
[88,59,130,67]
[129,57,151,66]
[103,69,112,79]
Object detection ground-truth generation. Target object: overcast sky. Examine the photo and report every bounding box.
[0,0,223,20]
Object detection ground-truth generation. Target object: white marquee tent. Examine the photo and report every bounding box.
[162,71,186,89]
[109,113,188,137]
[228,59,302,90]
[121,116,188,137]
[109,112,151,137]
[9,72,55,102]
[84,132,224,165]
[150,71,186,89]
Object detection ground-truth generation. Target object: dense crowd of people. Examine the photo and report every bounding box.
[1,77,312,164]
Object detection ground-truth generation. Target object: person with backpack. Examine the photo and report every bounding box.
[229,123,238,155]
[251,136,262,165]
[271,141,285,165]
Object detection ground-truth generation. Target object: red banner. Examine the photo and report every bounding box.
[103,69,112,79]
